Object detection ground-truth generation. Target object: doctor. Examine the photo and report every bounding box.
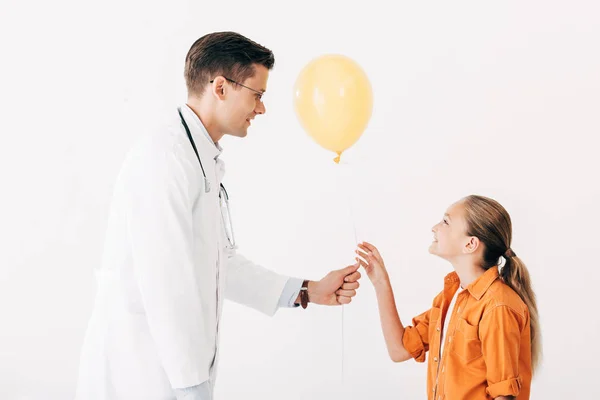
[75,31,362,400]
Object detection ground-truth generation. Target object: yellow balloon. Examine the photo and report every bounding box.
[293,54,373,163]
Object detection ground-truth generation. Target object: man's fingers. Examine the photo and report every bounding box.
[336,289,356,297]
[337,295,352,305]
[344,270,361,283]
[341,262,360,275]
[342,281,359,290]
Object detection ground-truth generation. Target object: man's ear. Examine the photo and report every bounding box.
[210,76,227,100]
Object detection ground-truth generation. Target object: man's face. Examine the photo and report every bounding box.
[216,64,268,138]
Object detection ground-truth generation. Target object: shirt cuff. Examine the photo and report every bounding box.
[402,326,428,363]
[278,277,303,308]
[174,380,212,400]
[486,376,522,398]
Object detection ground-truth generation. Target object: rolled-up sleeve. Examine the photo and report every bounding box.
[480,305,526,398]
[402,309,432,363]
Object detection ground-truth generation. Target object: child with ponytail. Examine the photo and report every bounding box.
[356,195,541,400]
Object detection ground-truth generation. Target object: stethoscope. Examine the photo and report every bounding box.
[178,107,236,249]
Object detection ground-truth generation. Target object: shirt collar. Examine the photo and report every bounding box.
[443,265,499,301]
[466,266,499,300]
[443,271,461,294]
[180,104,222,160]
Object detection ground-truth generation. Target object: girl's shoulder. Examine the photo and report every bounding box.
[483,279,529,319]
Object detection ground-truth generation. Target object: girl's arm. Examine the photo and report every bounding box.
[357,242,412,362]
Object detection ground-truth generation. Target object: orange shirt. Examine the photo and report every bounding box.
[402,266,532,399]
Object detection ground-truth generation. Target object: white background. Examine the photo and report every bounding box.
[1,0,599,398]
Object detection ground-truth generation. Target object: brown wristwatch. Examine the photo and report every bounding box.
[300,279,310,309]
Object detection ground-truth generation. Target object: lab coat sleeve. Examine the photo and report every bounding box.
[225,252,291,316]
[278,277,303,308]
[174,381,212,400]
[126,144,209,389]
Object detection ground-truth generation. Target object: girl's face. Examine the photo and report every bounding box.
[429,201,475,261]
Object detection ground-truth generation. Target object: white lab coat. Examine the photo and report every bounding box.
[75,105,290,399]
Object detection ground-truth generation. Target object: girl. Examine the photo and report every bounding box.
[356,195,540,400]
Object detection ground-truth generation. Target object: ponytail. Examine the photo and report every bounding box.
[501,256,542,374]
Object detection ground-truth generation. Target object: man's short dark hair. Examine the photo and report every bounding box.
[184,31,275,96]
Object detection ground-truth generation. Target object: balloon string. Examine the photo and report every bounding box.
[337,158,359,387]
[341,300,345,384]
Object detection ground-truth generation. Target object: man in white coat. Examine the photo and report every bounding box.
[75,31,362,400]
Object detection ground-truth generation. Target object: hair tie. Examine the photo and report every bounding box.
[504,248,517,258]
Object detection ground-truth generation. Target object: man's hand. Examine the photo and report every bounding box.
[305,263,362,306]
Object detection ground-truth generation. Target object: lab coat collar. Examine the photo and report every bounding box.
[180,104,223,161]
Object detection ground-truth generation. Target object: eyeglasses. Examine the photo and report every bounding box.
[210,77,265,102]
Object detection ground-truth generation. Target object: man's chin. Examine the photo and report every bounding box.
[224,129,248,138]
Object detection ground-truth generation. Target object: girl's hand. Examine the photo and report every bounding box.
[356,241,390,287]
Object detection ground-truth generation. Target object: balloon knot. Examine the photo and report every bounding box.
[334,152,342,164]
